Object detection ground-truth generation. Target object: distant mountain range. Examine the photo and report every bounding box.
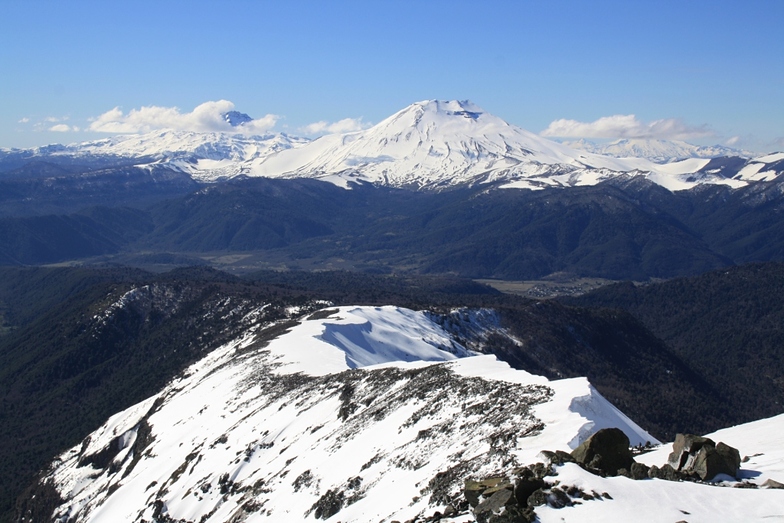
[2,100,784,281]
[2,100,782,191]
[561,137,754,163]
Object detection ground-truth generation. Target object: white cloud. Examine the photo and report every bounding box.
[541,114,714,141]
[48,124,76,132]
[725,136,741,146]
[18,117,30,124]
[239,114,281,134]
[301,117,369,135]
[88,100,279,134]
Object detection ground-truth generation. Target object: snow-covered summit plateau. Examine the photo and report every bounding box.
[38,305,784,522]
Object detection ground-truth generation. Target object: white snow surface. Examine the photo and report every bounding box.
[44,305,659,523]
[265,306,473,375]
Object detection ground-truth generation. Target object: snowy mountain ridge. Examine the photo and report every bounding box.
[39,305,655,523]
[2,130,310,182]
[561,138,753,163]
[33,304,784,523]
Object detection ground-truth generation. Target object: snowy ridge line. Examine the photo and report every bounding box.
[562,138,753,163]
[40,305,656,523]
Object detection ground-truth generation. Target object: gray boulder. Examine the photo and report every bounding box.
[570,428,633,476]
[666,433,741,481]
[667,433,715,470]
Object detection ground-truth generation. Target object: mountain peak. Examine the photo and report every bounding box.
[411,99,484,117]
[221,110,253,127]
[390,99,489,127]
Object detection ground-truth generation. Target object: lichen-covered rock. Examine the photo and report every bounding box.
[570,427,633,476]
[692,442,741,481]
[475,487,515,515]
[630,462,650,480]
[466,467,551,523]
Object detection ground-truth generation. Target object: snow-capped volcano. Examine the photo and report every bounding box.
[246,100,733,191]
[249,99,594,187]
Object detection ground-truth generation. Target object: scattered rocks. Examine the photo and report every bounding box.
[539,450,575,466]
[463,463,601,522]
[454,427,753,523]
[465,472,537,522]
[647,464,683,481]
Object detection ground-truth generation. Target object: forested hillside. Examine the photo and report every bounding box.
[563,261,784,435]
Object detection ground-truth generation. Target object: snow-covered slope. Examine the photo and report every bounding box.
[247,100,723,191]
[532,414,784,523]
[562,138,751,163]
[41,305,656,523]
[732,152,784,183]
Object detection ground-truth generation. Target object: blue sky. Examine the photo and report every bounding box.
[2,0,782,151]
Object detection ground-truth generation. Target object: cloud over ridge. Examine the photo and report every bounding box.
[89,101,279,134]
[301,117,370,135]
[541,114,714,141]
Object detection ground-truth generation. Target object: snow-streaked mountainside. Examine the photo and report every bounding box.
[3,100,783,191]
[41,305,656,523]
[562,138,752,163]
[36,304,784,523]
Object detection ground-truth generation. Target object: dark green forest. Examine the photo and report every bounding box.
[6,176,784,280]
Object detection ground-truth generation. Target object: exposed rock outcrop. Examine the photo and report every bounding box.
[667,433,741,481]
